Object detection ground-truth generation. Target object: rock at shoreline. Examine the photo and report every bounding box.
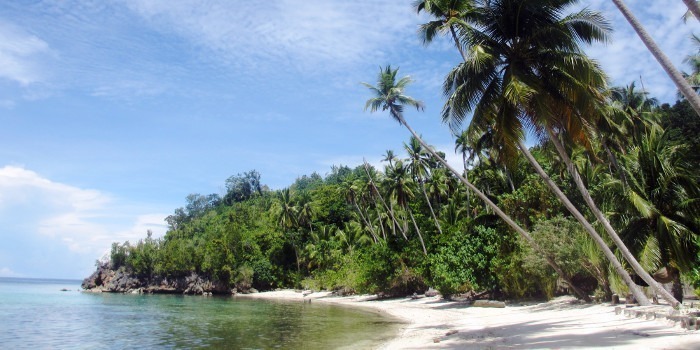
[81,263,234,295]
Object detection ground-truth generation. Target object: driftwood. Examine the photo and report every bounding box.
[472,300,506,308]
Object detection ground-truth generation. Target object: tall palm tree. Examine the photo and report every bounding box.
[405,136,444,235]
[439,0,658,304]
[611,0,700,117]
[363,65,590,300]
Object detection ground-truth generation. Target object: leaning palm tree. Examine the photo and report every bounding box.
[405,136,444,235]
[683,0,700,21]
[363,65,590,300]
[385,159,428,255]
[341,179,379,243]
[362,160,407,239]
[611,0,700,116]
[439,0,661,304]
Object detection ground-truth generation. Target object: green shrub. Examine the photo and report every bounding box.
[428,225,502,298]
[356,244,399,294]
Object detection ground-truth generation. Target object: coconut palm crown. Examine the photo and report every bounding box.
[363,66,425,125]
[441,0,611,157]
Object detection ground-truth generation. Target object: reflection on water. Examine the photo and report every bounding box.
[0,278,401,349]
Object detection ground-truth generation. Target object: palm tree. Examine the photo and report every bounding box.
[277,188,298,230]
[415,0,472,61]
[610,82,658,143]
[454,129,474,173]
[363,65,591,300]
[297,198,315,234]
[454,130,475,216]
[612,126,700,301]
[405,136,444,235]
[362,160,407,239]
[439,0,657,304]
[611,0,700,117]
[426,167,449,214]
[385,159,428,255]
[341,178,379,243]
[382,150,397,167]
[277,188,300,276]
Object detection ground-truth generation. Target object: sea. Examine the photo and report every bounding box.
[0,277,401,349]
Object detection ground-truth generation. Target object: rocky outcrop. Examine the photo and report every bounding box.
[82,263,235,295]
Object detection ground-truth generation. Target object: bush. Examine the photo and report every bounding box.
[688,268,700,298]
[235,265,254,291]
[356,244,399,294]
[428,225,502,298]
[110,242,129,270]
[521,216,599,298]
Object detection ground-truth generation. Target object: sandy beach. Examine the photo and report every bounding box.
[239,290,700,349]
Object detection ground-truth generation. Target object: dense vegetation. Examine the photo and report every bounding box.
[108,0,700,302]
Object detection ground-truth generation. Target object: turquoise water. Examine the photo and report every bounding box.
[0,278,400,349]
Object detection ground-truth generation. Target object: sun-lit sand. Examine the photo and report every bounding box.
[239,290,700,349]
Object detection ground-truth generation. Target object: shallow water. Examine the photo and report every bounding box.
[0,277,400,349]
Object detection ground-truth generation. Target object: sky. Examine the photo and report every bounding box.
[1,0,698,279]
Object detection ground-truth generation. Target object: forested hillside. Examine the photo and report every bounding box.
[101,99,699,300]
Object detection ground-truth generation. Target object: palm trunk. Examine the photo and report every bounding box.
[420,179,443,235]
[363,162,408,240]
[407,210,428,255]
[396,115,590,301]
[603,143,628,189]
[516,139,650,305]
[450,25,468,62]
[546,127,680,306]
[611,0,700,117]
[683,0,700,22]
[375,207,387,240]
[353,200,379,243]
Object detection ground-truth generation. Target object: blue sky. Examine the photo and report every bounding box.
[1,0,697,279]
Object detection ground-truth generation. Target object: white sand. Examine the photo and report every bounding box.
[239,290,700,349]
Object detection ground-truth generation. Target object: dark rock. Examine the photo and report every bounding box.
[82,264,234,295]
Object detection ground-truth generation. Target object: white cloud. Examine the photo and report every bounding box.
[0,99,15,109]
[583,1,700,103]
[0,267,22,277]
[0,166,166,255]
[120,0,417,74]
[0,21,51,85]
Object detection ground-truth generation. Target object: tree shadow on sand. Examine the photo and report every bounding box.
[401,312,690,349]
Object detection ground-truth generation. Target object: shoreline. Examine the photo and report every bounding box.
[238,290,700,349]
